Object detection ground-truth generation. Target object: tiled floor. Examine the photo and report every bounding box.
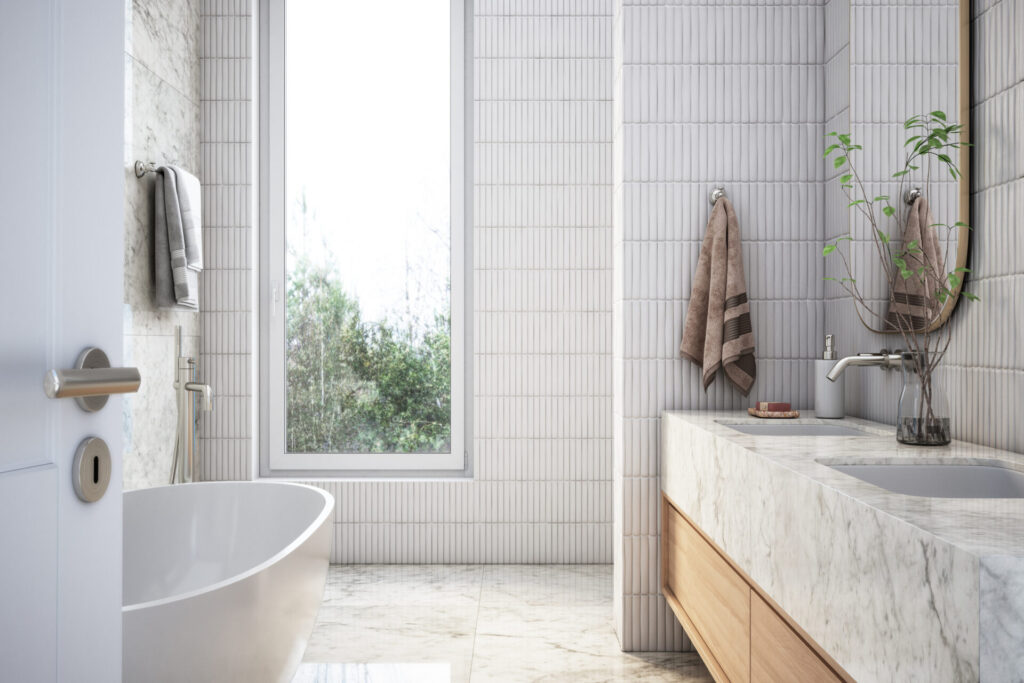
[294,565,711,683]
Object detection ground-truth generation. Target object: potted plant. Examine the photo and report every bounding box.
[822,112,976,446]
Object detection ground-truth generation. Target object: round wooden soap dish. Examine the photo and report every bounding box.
[747,407,800,419]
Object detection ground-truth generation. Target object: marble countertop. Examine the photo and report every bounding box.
[665,411,1024,559]
[660,410,1024,681]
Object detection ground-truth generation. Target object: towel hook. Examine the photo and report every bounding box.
[134,160,158,178]
[708,187,727,205]
[904,187,922,205]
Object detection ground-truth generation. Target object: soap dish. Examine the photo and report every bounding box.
[748,407,800,419]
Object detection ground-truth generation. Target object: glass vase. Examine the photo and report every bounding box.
[896,357,951,446]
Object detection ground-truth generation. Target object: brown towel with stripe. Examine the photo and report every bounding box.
[885,196,945,331]
[680,197,756,395]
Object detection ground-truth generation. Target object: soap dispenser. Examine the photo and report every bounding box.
[815,334,845,419]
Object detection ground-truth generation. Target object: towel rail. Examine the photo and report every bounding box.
[134,160,158,178]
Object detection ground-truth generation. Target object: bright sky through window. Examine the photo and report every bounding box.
[285,0,451,325]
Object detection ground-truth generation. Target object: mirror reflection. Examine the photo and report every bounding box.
[826,0,969,333]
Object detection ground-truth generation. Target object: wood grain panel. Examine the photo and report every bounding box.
[662,495,855,683]
[751,592,842,682]
[664,502,750,683]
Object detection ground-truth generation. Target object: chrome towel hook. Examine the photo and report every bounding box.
[904,187,922,205]
[708,187,727,205]
[134,160,158,178]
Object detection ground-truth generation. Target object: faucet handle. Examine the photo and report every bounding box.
[185,382,214,411]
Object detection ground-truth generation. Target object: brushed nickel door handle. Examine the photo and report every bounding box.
[44,347,141,412]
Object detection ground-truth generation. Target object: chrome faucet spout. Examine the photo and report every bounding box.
[826,351,905,382]
[185,382,214,411]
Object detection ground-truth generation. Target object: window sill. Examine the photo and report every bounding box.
[257,468,474,482]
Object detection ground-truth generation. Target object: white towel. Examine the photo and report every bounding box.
[154,165,203,310]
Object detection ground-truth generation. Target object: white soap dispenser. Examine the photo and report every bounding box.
[815,334,845,419]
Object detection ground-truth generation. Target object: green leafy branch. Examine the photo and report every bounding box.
[821,111,977,387]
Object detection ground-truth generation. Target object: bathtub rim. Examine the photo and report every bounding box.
[123,480,334,613]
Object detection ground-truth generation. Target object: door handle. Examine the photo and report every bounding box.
[44,347,141,412]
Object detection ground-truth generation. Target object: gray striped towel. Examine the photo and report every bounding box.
[154,165,203,310]
[680,197,757,395]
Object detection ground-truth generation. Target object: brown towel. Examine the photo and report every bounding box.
[885,196,945,331]
[680,197,757,395]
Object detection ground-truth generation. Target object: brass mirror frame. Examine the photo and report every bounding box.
[859,0,971,335]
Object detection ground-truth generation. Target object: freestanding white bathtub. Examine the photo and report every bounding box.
[123,482,334,683]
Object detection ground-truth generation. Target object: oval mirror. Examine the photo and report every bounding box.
[830,0,970,333]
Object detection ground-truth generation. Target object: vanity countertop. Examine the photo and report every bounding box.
[661,410,1024,682]
[664,410,1024,558]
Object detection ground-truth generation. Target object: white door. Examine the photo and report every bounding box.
[0,1,126,680]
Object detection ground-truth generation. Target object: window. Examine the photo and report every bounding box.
[260,0,470,475]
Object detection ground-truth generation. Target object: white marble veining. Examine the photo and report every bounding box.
[662,411,1024,682]
[980,555,1024,681]
[294,663,451,683]
[121,332,198,492]
[129,0,200,103]
[122,0,201,491]
[301,565,711,683]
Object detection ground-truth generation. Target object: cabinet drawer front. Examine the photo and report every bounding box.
[751,593,842,682]
[665,503,750,683]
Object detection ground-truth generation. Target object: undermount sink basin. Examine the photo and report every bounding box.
[828,463,1024,499]
[721,422,869,437]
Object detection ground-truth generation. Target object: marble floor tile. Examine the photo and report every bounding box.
[300,564,710,683]
[478,564,611,608]
[294,662,451,683]
[474,603,619,656]
[322,565,484,608]
[304,605,477,682]
[468,635,712,683]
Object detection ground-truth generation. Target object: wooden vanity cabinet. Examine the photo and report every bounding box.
[663,500,750,681]
[662,494,852,683]
[750,593,843,681]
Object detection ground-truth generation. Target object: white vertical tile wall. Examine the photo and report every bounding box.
[822,0,851,356]
[823,0,850,236]
[613,0,827,653]
[199,0,254,482]
[199,0,616,562]
[825,0,1024,455]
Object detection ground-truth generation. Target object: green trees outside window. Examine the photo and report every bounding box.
[285,258,451,454]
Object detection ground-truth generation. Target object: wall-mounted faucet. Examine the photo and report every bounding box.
[170,327,214,484]
[185,380,213,412]
[826,350,905,382]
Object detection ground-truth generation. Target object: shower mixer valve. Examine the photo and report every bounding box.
[170,327,214,484]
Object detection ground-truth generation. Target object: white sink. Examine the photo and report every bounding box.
[722,422,869,437]
[828,463,1024,499]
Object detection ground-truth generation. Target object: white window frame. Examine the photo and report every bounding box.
[258,0,472,476]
